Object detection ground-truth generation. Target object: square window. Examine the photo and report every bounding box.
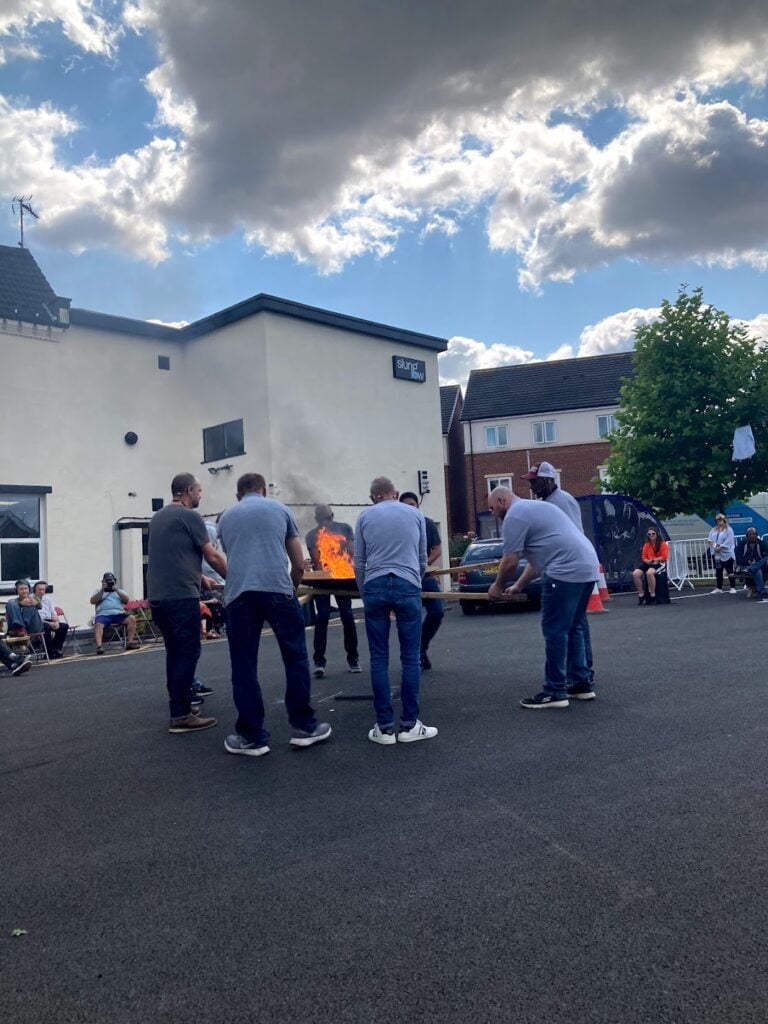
[158,355,171,370]
[484,425,508,449]
[0,494,42,586]
[486,475,513,493]
[597,414,617,438]
[533,420,556,444]
[203,418,245,463]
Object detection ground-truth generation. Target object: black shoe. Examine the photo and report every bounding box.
[11,657,32,677]
[520,691,569,709]
[637,595,645,606]
[313,664,326,679]
[646,595,656,605]
[190,695,204,707]
[192,682,213,696]
[566,684,596,701]
[420,651,432,670]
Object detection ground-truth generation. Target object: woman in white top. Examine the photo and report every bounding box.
[708,513,737,594]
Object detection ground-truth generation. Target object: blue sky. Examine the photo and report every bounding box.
[3,1,768,384]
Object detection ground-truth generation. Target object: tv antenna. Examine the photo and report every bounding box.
[11,196,39,248]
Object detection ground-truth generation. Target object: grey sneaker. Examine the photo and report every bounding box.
[11,656,32,677]
[289,722,332,747]
[224,734,270,757]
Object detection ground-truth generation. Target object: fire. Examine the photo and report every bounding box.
[316,527,354,578]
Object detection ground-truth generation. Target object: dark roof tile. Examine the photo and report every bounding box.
[0,245,70,327]
[461,351,634,420]
[440,384,461,433]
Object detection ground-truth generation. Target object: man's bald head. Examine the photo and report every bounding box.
[314,504,333,525]
[488,486,515,520]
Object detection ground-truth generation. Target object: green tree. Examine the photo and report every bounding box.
[605,288,768,518]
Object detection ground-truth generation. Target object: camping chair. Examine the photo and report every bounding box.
[55,607,82,656]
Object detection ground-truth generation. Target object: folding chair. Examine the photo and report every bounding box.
[55,607,82,656]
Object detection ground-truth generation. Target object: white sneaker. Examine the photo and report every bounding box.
[397,720,438,743]
[710,588,724,594]
[729,588,737,594]
[368,724,396,745]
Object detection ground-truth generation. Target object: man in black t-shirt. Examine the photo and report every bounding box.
[147,472,227,734]
[305,505,360,677]
[399,492,444,669]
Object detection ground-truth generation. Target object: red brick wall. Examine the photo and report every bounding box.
[463,442,611,529]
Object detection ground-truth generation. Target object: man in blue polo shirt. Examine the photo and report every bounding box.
[488,486,599,709]
[218,472,331,757]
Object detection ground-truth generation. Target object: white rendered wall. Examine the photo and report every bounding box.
[463,405,620,452]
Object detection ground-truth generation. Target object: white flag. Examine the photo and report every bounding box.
[733,425,756,461]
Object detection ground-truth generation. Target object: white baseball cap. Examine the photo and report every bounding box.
[522,461,557,480]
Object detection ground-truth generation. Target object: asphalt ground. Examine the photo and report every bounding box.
[2,587,767,1024]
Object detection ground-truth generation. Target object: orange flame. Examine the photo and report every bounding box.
[316,527,354,578]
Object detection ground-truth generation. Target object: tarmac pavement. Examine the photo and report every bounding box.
[2,588,767,1024]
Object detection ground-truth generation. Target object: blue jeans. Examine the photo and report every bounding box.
[745,556,768,595]
[420,575,444,652]
[540,578,595,698]
[312,594,359,666]
[363,574,422,729]
[225,591,317,745]
[6,602,43,635]
[150,598,202,719]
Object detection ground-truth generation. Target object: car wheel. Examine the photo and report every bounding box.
[460,600,478,616]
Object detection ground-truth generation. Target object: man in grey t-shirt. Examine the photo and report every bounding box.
[488,487,598,710]
[147,473,228,734]
[216,472,331,757]
[354,476,437,745]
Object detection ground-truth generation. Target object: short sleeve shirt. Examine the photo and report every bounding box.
[306,521,354,569]
[147,504,210,600]
[502,498,599,583]
[544,488,583,532]
[425,517,441,552]
[219,494,299,602]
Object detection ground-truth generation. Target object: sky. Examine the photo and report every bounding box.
[3,0,768,387]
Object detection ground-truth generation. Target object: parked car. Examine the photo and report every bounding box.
[457,538,541,615]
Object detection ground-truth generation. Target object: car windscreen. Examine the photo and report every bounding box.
[463,544,503,563]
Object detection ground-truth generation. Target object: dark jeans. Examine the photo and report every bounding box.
[225,591,317,745]
[150,598,202,719]
[6,603,43,635]
[362,574,422,729]
[540,578,595,698]
[312,594,359,666]
[202,601,226,633]
[420,574,445,653]
[43,622,69,655]
[0,639,19,669]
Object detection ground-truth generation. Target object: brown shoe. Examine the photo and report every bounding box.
[168,713,217,734]
[126,640,141,650]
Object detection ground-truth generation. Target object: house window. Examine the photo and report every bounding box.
[486,475,513,493]
[203,418,245,463]
[597,414,617,438]
[0,494,42,585]
[158,355,171,370]
[532,420,556,444]
[598,465,611,487]
[485,425,508,449]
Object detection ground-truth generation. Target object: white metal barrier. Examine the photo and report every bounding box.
[666,534,767,590]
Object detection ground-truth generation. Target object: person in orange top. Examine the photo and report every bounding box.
[632,529,669,605]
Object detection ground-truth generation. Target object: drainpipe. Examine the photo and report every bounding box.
[468,419,477,534]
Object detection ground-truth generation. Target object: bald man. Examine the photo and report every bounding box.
[305,504,360,676]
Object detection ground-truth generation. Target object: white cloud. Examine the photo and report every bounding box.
[577,307,661,356]
[438,335,534,388]
[737,313,768,343]
[0,0,120,56]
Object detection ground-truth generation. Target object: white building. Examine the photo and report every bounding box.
[0,246,447,624]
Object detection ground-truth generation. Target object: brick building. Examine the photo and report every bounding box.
[461,352,634,532]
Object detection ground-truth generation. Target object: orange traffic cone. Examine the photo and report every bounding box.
[598,564,611,601]
[586,581,607,613]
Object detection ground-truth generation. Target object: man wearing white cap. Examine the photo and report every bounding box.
[521,461,582,530]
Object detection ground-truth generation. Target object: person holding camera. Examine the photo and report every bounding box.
[90,572,139,655]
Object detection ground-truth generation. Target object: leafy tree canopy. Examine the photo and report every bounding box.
[605,288,768,518]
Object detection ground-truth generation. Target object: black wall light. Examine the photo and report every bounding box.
[124,431,138,446]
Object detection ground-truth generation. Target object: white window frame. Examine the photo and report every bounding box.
[532,419,556,444]
[484,425,508,449]
[486,475,513,494]
[0,492,46,587]
[597,465,611,488]
[596,414,618,439]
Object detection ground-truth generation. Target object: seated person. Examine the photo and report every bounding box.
[33,580,69,658]
[735,528,768,601]
[0,639,31,676]
[5,579,44,636]
[90,572,140,655]
[632,529,669,605]
[200,586,225,638]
